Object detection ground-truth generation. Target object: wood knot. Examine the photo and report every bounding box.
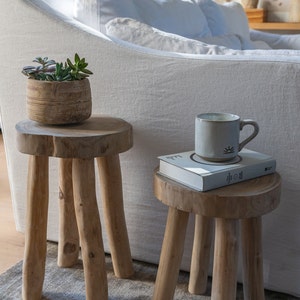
[89,252,95,258]
[59,187,64,200]
[63,242,77,254]
[100,144,109,153]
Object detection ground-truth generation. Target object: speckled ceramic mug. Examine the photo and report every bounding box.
[195,113,259,162]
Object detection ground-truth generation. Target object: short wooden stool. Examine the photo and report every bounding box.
[16,115,134,300]
[152,171,281,300]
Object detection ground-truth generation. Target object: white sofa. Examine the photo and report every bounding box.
[1,0,300,297]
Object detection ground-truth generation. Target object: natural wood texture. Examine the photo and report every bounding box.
[58,158,79,268]
[153,170,281,300]
[154,171,281,218]
[188,215,213,294]
[249,22,300,31]
[241,217,265,300]
[73,158,108,300]
[0,134,24,274]
[16,115,133,299]
[245,8,265,23]
[16,115,133,158]
[26,78,91,125]
[211,218,238,300]
[152,207,189,300]
[97,155,134,278]
[22,155,49,300]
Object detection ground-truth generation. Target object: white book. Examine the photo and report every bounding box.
[158,149,276,192]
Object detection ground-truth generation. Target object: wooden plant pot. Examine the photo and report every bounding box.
[26,78,92,125]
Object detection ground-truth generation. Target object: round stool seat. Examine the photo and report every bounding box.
[154,171,281,218]
[16,115,132,158]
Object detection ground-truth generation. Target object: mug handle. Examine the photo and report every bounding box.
[239,119,259,151]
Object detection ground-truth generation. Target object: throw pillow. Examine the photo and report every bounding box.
[196,0,257,50]
[73,0,141,33]
[132,0,211,38]
[218,2,257,49]
[195,0,227,36]
[105,18,229,55]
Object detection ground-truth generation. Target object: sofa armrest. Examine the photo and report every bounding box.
[250,29,300,49]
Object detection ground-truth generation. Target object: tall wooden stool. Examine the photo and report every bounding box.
[152,170,281,300]
[16,115,134,300]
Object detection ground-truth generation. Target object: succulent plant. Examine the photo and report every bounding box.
[22,53,93,81]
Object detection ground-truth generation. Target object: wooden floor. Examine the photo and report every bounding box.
[0,133,25,274]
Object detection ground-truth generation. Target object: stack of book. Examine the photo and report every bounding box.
[158,148,276,192]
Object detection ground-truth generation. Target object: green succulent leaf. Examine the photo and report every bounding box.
[22,54,93,81]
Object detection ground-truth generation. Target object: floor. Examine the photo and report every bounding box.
[0,133,25,274]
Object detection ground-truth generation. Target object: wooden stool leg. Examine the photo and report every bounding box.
[241,217,265,300]
[188,215,213,294]
[22,155,49,300]
[58,158,80,267]
[212,218,238,300]
[73,158,108,300]
[97,155,134,278]
[152,207,189,300]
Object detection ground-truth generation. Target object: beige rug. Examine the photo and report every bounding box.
[0,242,297,299]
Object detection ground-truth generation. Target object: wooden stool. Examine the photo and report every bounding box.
[16,115,134,300]
[152,170,281,300]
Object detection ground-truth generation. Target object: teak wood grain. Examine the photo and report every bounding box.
[16,115,133,158]
[154,171,281,219]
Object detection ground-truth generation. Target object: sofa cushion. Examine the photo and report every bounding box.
[132,0,211,38]
[195,0,226,36]
[105,18,231,55]
[74,0,211,38]
[105,17,300,56]
[220,2,254,48]
[196,0,256,50]
[74,0,141,32]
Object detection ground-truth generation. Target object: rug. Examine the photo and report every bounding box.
[0,242,297,300]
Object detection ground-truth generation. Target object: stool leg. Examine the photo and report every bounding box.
[188,215,213,295]
[22,155,49,300]
[58,158,80,267]
[241,217,265,300]
[212,218,238,300]
[97,155,134,278]
[73,158,108,300]
[152,207,189,300]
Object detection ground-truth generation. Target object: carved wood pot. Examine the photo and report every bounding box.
[26,78,92,125]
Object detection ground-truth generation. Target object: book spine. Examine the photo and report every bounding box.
[159,159,276,192]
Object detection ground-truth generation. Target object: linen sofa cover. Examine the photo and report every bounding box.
[0,0,300,297]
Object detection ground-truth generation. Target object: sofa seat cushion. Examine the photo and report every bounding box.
[105,18,233,55]
[106,17,300,57]
[196,34,243,50]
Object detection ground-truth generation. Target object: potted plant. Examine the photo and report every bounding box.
[22,53,93,125]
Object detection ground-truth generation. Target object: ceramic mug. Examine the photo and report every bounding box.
[195,112,259,162]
